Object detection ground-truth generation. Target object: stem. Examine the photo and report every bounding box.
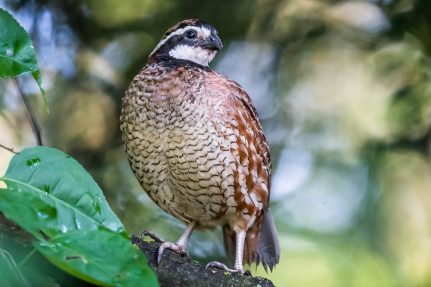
[14,79,43,146]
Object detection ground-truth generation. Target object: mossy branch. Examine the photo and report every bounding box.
[131,235,275,287]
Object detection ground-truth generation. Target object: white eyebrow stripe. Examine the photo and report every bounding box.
[149,26,212,57]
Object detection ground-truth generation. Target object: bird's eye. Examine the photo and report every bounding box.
[185,30,197,39]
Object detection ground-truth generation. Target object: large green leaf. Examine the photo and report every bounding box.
[3,146,125,236]
[0,178,103,239]
[0,8,47,106]
[0,147,158,286]
[35,229,158,286]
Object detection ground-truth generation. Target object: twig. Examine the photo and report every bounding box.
[0,143,18,154]
[14,79,43,146]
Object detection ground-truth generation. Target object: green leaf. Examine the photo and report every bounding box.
[0,147,158,286]
[36,229,158,286]
[0,178,103,239]
[0,8,47,108]
[0,8,37,77]
[2,146,125,236]
[32,70,48,109]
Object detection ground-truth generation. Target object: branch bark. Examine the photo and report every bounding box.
[131,235,276,287]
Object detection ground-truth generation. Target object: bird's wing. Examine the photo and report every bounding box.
[226,78,272,190]
[216,75,271,203]
[205,72,278,267]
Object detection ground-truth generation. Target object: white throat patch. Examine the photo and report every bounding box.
[169,45,216,66]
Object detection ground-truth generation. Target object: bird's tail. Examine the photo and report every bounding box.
[222,208,280,271]
[256,208,280,271]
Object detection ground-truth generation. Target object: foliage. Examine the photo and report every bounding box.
[0,147,158,286]
[0,9,157,286]
[0,8,46,107]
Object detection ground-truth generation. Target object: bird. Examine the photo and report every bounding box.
[120,19,280,273]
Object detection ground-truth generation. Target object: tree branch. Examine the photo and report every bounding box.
[131,235,275,287]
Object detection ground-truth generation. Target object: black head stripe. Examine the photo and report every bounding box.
[163,19,209,39]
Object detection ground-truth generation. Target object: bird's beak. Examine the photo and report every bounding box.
[201,34,223,51]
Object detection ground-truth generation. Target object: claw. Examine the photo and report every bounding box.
[157,242,187,264]
[144,223,195,265]
[141,230,164,243]
[205,261,244,273]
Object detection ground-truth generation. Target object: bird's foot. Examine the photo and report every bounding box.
[205,261,244,273]
[157,242,187,264]
[141,229,164,243]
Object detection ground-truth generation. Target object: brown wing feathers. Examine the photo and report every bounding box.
[216,77,279,270]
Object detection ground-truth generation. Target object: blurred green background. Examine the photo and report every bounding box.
[1,0,431,286]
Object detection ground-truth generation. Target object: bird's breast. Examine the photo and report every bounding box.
[121,69,237,226]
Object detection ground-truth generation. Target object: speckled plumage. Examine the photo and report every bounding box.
[120,19,279,272]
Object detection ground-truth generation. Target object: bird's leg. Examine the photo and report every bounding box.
[233,230,246,273]
[157,221,195,264]
[206,229,246,273]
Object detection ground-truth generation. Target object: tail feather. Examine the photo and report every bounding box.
[244,215,262,265]
[222,208,280,271]
[256,208,280,271]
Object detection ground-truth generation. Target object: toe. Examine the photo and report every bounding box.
[157,242,187,264]
[205,261,241,273]
[141,230,164,243]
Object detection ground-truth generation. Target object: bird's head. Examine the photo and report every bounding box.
[149,19,223,67]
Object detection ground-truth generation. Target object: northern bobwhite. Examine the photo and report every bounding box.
[120,19,279,273]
